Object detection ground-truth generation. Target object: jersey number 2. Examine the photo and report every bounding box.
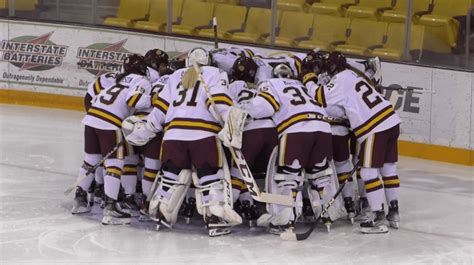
[355,81,382,109]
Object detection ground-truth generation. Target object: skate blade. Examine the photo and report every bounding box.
[248,220,257,228]
[208,227,231,237]
[389,221,399,229]
[325,223,331,233]
[153,219,172,230]
[71,206,91,215]
[185,217,191,225]
[361,225,388,234]
[101,216,131,225]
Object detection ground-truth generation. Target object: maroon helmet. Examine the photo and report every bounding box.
[302,50,327,75]
[325,51,347,75]
[144,49,169,73]
[123,54,147,76]
[230,56,258,83]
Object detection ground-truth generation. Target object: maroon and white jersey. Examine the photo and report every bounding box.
[82,73,152,130]
[134,74,169,118]
[147,66,233,141]
[253,54,302,84]
[240,78,330,136]
[228,80,274,131]
[86,72,117,101]
[211,47,257,76]
[311,69,400,142]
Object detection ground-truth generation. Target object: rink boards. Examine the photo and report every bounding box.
[0,19,473,166]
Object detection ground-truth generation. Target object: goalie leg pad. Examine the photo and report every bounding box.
[149,163,191,226]
[193,167,242,226]
[259,171,303,227]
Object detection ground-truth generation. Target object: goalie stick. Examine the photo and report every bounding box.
[280,160,361,241]
[64,139,125,196]
[192,63,294,207]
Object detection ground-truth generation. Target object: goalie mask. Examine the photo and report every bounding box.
[325,51,347,76]
[123,54,147,76]
[230,56,258,83]
[145,49,169,75]
[272,64,294,79]
[186,47,212,67]
[302,50,327,75]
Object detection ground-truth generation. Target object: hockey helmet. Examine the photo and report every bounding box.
[272,64,294,79]
[123,54,147,76]
[186,47,212,67]
[230,56,258,83]
[144,49,169,73]
[325,51,347,75]
[302,50,327,75]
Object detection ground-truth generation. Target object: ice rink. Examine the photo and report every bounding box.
[0,104,473,265]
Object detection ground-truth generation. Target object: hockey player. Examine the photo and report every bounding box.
[145,48,170,83]
[301,51,356,224]
[309,52,401,233]
[211,47,257,76]
[227,55,277,227]
[239,64,333,234]
[253,53,303,84]
[122,47,242,236]
[72,54,153,225]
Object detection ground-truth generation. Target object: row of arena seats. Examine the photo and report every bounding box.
[0,0,37,11]
[103,0,472,54]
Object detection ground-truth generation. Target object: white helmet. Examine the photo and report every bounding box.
[272,63,294,79]
[186,47,212,67]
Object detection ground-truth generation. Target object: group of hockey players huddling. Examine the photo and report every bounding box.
[71,45,401,237]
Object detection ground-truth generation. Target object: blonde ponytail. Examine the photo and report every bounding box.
[182,67,199,89]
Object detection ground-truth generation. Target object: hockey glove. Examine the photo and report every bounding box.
[122,116,156,146]
[218,107,247,149]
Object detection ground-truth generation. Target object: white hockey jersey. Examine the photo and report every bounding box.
[86,72,117,100]
[228,80,274,131]
[211,47,257,76]
[147,66,233,141]
[311,69,400,142]
[134,74,169,118]
[253,55,302,84]
[82,73,153,130]
[240,78,331,136]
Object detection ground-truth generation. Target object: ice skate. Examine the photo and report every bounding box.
[321,211,332,233]
[240,200,259,227]
[94,184,105,208]
[355,197,369,221]
[206,215,232,237]
[138,200,150,222]
[181,197,196,225]
[71,186,91,214]
[344,197,356,224]
[386,200,400,229]
[360,210,388,234]
[121,194,140,217]
[268,222,294,235]
[102,196,131,225]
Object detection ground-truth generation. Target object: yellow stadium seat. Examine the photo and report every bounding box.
[309,0,356,16]
[172,1,215,36]
[205,0,238,3]
[228,7,277,43]
[134,0,183,32]
[13,0,37,11]
[335,19,388,56]
[298,15,350,51]
[371,23,425,61]
[381,0,431,23]
[418,0,471,53]
[277,0,308,12]
[104,0,150,28]
[345,0,392,20]
[0,0,7,9]
[197,4,247,39]
[263,11,313,47]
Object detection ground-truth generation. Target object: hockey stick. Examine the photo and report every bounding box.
[280,160,361,241]
[64,139,125,196]
[192,63,294,207]
[213,17,218,49]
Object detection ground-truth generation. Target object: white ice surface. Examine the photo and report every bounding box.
[0,104,473,265]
